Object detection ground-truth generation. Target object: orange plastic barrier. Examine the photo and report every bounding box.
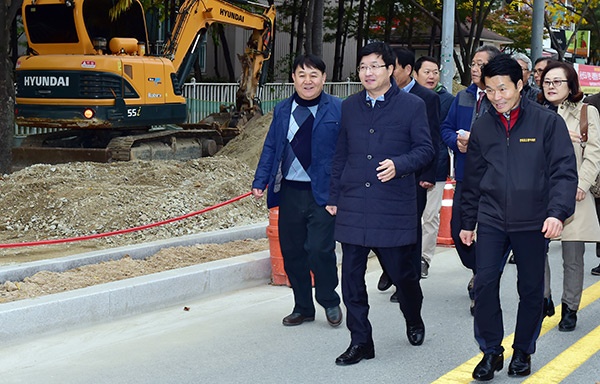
[437,178,456,246]
[267,207,291,286]
[266,207,314,286]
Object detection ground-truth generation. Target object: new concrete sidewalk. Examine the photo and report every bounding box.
[0,222,272,343]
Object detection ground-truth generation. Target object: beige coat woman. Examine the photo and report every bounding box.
[540,61,600,332]
[559,100,600,241]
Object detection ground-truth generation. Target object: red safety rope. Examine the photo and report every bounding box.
[0,191,252,249]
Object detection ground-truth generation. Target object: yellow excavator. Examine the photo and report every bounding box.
[14,0,275,163]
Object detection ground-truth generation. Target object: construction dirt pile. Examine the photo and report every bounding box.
[0,112,274,303]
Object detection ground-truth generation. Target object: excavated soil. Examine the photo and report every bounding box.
[0,112,273,303]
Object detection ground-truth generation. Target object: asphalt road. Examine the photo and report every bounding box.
[1,241,599,384]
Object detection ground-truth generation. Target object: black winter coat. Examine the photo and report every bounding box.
[461,97,577,233]
[328,84,435,247]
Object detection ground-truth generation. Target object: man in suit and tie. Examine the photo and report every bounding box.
[377,47,440,301]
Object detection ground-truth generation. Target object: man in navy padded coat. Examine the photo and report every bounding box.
[326,42,434,366]
[252,54,343,329]
[459,54,577,381]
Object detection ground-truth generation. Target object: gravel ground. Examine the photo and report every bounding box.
[0,112,274,302]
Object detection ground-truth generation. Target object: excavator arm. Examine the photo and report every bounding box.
[164,0,275,117]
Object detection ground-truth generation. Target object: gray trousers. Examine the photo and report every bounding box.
[545,241,585,311]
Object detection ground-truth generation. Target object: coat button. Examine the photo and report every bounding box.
[367,154,372,160]
[365,182,371,187]
[369,128,375,134]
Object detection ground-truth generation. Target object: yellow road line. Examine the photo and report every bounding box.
[432,280,600,383]
[522,324,600,384]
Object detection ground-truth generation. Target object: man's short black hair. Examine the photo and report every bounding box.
[358,42,396,68]
[414,56,439,73]
[482,54,523,87]
[534,57,552,66]
[292,54,326,74]
[393,47,415,69]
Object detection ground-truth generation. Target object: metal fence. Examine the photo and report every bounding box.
[184,81,362,123]
[15,81,363,137]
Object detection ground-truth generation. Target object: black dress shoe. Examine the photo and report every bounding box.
[421,258,429,278]
[468,275,475,299]
[389,290,399,303]
[282,312,314,326]
[325,305,343,327]
[335,344,375,366]
[592,263,600,276]
[468,275,476,316]
[406,323,425,346]
[377,272,393,291]
[472,352,504,381]
[543,296,555,317]
[507,349,531,376]
[558,303,577,332]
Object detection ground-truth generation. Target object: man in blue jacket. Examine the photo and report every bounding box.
[252,54,343,328]
[460,54,577,381]
[440,45,501,314]
[414,55,455,278]
[327,42,434,366]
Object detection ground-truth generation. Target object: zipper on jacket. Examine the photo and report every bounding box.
[502,112,511,231]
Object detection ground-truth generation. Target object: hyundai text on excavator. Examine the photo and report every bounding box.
[13,0,275,164]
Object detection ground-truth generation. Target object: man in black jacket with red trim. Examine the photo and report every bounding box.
[459,54,577,381]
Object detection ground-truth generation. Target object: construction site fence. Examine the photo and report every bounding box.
[14,81,363,137]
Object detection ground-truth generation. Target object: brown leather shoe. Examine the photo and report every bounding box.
[282,312,315,326]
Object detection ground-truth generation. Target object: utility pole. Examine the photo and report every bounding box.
[531,0,545,62]
[440,0,455,92]
[441,0,456,177]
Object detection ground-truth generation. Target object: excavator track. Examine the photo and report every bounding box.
[107,129,223,161]
[12,128,224,168]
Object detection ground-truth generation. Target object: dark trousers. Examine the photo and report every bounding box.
[414,184,428,260]
[278,183,340,316]
[380,184,427,280]
[452,181,477,273]
[474,224,546,355]
[341,243,423,346]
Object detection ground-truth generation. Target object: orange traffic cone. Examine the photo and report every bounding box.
[267,207,291,286]
[436,178,455,246]
[266,207,314,287]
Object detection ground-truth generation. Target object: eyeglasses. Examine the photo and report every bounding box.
[543,79,568,88]
[469,62,485,69]
[357,64,387,73]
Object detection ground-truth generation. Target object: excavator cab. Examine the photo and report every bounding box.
[23,0,148,55]
[14,0,275,164]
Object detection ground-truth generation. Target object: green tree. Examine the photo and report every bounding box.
[484,3,532,54]
[542,0,599,61]
[0,0,23,173]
